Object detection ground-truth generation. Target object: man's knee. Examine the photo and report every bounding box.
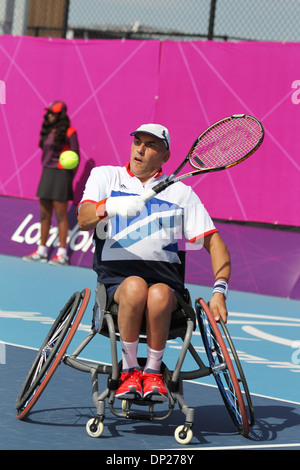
[115,276,148,306]
[148,283,178,312]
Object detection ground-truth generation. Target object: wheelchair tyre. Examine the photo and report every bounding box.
[86,418,104,438]
[15,288,90,420]
[196,298,250,437]
[219,316,255,427]
[174,426,193,445]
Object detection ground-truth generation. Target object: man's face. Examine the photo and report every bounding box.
[130,132,170,183]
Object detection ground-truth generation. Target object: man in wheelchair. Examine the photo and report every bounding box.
[77,123,231,404]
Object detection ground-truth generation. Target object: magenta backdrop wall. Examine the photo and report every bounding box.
[1,195,299,300]
[1,36,300,226]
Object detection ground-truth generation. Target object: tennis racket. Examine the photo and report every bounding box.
[143,114,264,202]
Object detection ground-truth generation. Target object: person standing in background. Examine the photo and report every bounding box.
[23,101,80,265]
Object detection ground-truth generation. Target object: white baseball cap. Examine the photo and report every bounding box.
[130,123,170,149]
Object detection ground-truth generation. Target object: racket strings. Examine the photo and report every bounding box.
[190,118,262,170]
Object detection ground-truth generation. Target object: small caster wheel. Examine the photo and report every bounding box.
[174,425,193,445]
[86,418,104,438]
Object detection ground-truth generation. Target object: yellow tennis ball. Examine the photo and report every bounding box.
[59,150,79,170]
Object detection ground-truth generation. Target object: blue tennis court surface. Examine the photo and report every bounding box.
[1,254,300,451]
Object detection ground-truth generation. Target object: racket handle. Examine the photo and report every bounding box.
[141,180,170,203]
[140,188,156,203]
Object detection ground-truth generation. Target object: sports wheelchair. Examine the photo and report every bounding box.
[15,259,254,445]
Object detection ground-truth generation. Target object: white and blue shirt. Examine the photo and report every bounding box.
[78,163,217,293]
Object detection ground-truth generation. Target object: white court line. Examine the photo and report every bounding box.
[243,326,300,347]
[1,340,109,365]
[186,378,300,406]
[4,340,300,406]
[166,443,300,451]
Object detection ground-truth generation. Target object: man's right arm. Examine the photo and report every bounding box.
[77,202,100,231]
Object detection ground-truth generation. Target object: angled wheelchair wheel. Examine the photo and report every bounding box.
[219,316,255,427]
[15,288,90,420]
[196,297,253,436]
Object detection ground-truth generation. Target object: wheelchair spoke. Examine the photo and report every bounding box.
[196,299,249,434]
[205,321,244,423]
[16,289,91,420]
[23,315,71,406]
[215,371,243,425]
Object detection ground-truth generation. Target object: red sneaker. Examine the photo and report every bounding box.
[48,254,69,266]
[142,372,168,402]
[22,250,47,262]
[116,369,142,400]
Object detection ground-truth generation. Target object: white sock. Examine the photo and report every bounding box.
[57,247,67,257]
[144,346,165,374]
[37,245,47,256]
[120,339,139,372]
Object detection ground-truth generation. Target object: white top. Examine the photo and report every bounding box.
[78,163,217,292]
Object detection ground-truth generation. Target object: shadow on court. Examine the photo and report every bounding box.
[1,254,300,451]
[1,344,300,450]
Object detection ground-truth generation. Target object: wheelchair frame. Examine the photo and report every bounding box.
[15,286,254,445]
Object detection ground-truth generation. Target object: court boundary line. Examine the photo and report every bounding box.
[4,340,300,407]
[166,443,300,451]
[4,342,300,451]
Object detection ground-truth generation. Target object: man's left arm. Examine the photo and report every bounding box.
[204,232,231,323]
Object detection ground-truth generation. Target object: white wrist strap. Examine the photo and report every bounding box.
[213,280,228,299]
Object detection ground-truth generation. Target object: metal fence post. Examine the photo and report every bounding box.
[208,0,217,40]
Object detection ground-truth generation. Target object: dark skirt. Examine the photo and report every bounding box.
[36,167,74,202]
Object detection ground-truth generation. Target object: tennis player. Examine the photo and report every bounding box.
[23,101,80,265]
[77,123,230,402]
